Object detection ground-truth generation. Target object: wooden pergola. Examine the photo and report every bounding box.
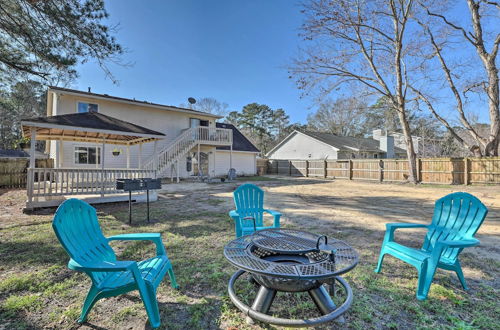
[21,112,165,209]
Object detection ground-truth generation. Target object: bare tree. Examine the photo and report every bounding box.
[185,97,229,117]
[413,0,500,156]
[291,0,420,182]
[307,97,368,136]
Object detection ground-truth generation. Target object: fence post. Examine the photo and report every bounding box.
[464,157,470,185]
[417,158,422,183]
[348,159,353,180]
[379,160,384,183]
[324,160,327,178]
[305,160,309,177]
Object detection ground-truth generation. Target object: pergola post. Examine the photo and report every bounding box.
[27,128,36,205]
[139,143,143,169]
[101,138,106,197]
[126,144,130,169]
[58,139,64,169]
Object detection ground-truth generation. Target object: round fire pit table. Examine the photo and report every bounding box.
[224,228,359,327]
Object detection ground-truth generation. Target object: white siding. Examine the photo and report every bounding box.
[53,92,217,175]
[268,133,337,160]
[214,150,257,176]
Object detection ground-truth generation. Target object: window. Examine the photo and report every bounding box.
[74,147,101,164]
[77,102,98,113]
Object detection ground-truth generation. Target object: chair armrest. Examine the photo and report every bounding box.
[263,209,281,228]
[383,223,428,243]
[386,223,428,230]
[437,238,480,248]
[263,209,281,217]
[68,259,136,272]
[229,210,239,219]
[107,233,166,256]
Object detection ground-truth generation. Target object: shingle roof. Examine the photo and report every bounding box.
[22,112,165,137]
[300,131,406,153]
[49,86,222,118]
[216,123,260,153]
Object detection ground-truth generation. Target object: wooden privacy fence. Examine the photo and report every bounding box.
[0,158,53,188]
[267,157,500,185]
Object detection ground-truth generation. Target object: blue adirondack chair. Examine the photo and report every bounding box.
[375,192,488,300]
[229,183,281,237]
[52,199,178,328]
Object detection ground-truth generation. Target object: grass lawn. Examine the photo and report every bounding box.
[0,177,499,329]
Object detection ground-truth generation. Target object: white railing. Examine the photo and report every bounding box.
[27,168,156,198]
[193,126,233,145]
[144,126,232,176]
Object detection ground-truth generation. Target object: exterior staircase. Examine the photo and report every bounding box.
[143,126,232,180]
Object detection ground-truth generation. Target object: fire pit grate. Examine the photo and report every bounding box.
[224,229,358,279]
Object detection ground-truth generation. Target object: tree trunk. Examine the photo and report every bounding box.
[398,109,418,183]
[485,62,500,156]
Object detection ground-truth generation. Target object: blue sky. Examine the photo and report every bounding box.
[73,1,492,126]
[74,0,311,123]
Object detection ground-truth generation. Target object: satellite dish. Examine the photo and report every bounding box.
[188,97,196,105]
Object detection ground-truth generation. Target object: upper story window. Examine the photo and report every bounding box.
[77,102,98,113]
[74,146,101,165]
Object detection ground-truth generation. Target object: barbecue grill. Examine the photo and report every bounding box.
[116,178,161,224]
[224,228,358,327]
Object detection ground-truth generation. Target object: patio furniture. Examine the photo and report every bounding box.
[375,192,488,300]
[224,228,358,327]
[229,183,281,237]
[52,198,178,328]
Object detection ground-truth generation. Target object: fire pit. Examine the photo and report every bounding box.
[224,228,358,327]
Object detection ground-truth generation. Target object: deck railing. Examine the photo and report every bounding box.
[192,126,232,145]
[27,168,156,200]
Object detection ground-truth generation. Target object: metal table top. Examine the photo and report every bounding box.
[224,228,358,280]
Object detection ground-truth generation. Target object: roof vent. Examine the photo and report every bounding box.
[88,87,91,93]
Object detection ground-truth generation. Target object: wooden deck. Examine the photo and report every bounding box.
[26,168,156,209]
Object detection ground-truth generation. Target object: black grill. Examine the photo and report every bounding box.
[116,178,162,224]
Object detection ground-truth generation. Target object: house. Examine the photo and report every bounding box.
[19,87,259,209]
[266,130,406,160]
[44,86,259,178]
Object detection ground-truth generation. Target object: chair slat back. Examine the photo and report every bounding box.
[233,184,264,226]
[423,192,488,261]
[52,199,116,284]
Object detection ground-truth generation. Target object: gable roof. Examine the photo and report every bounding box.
[21,112,165,145]
[48,86,222,119]
[216,123,260,153]
[267,130,406,156]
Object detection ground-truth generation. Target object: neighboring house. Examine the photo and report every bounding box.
[266,130,406,160]
[45,86,259,177]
